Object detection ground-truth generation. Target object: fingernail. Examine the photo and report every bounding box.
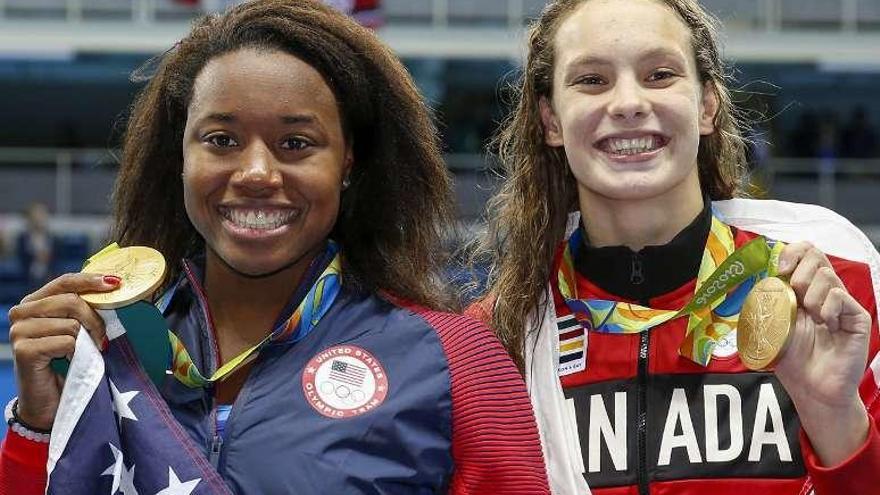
[778,260,790,272]
[100,337,109,352]
[103,275,121,286]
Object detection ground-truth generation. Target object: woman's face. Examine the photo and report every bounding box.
[541,0,718,204]
[182,48,351,277]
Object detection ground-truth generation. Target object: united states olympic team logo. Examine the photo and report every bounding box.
[302,345,389,418]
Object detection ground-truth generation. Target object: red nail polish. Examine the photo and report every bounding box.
[103,275,122,285]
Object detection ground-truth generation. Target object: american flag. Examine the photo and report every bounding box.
[328,360,367,387]
[46,302,232,495]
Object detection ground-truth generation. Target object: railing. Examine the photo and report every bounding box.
[0,0,878,32]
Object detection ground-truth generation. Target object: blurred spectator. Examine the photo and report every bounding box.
[16,203,54,291]
[839,106,878,158]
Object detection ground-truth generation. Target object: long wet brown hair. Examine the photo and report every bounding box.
[112,0,457,310]
[477,0,749,370]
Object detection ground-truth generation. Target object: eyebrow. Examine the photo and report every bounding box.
[280,114,316,125]
[200,113,318,125]
[564,47,687,72]
[564,55,612,70]
[204,112,235,122]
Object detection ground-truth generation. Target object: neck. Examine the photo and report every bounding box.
[203,249,319,361]
[578,171,704,251]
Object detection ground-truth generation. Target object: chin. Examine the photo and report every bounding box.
[578,173,672,202]
[214,249,301,279]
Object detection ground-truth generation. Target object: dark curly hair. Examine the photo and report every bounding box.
[111,0,456,310]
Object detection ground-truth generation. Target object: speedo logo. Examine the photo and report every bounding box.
[563,373,805,487]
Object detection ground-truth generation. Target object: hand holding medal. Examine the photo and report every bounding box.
[751,241,872,467]
[7,244,166,431]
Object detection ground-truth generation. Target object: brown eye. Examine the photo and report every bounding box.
[280,137,311,151]
[573,75,605,86]
[647,70,676,82]
[205,134,239,148]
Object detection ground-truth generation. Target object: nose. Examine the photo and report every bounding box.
[607,75,650,121]
[231,142,282,194]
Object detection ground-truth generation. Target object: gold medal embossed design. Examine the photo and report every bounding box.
[80,246,167,309]
[737,276,797,370]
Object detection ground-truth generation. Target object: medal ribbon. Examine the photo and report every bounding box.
[557,216,785,365]
[170,241,343,388]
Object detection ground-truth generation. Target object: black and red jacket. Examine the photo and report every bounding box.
[544,202,880,494]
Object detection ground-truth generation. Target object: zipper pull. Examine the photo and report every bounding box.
[631,253,645,285]
[209,434,223,469]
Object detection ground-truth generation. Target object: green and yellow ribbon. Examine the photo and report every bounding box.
[557,216,785,366]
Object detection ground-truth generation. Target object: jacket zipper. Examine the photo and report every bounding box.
[637,330,650,495]
[183,262,227,472]
[209,433,224,469]
[631,253,645,285]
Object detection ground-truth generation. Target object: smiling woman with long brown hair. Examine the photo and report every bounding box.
[0,2,549,493]
[474,0,880,493]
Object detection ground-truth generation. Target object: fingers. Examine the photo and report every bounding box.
[780,241,836,297]
[20,272,119,304]
[12,334,77,369]
[820,286,871,335]
[9,277,110,351]
[10,318,82,342]
[778,242,827,277]
[800,266,844,323]
[9,293,106,338]
[777,242,867,333]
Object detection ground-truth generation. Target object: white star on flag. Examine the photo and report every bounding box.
[153,467,200,495]
[101,443,139,495]
[110,379,139,424]
[101,443,124,493]
[119,463,138,495]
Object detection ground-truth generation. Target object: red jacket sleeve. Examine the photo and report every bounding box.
[801,415,880,495]
[0,429,49,495]
[799,256,880,493]
[412,309,549,495]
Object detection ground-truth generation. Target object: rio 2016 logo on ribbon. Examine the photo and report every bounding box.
[694,261,746,307]
[302,345,389,419]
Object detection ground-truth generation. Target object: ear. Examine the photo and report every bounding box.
[539,96,565,147]
[699,80,720,136]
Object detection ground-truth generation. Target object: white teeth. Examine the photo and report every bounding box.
[221,208,295,230]
[606,135,660,155]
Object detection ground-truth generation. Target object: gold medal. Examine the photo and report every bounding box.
[737,276,797,370]
[80,246,167,309]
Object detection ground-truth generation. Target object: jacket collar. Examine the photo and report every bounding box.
[573,200,711,303]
